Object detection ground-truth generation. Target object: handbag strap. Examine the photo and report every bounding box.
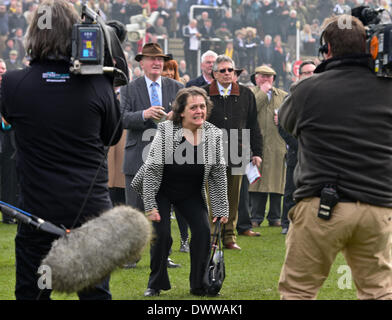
[212,218,224,258]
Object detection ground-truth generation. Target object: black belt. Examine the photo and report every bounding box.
[339,197,356,203]
[295,196,357,203]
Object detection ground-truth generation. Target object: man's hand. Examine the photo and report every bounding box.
[259,81,272,94]
[146,208,161,222]
[252,156,262,168]
[274,113,279,126]
[166,110,174,121]
[144,106,167,120]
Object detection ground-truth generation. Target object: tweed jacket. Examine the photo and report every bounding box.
[131,120,229,218]
[248,86,287,194]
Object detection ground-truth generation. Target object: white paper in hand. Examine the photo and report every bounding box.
[246,162,261,184]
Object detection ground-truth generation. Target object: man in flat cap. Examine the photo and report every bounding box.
[5,49,23,71]
[248,65,287,228]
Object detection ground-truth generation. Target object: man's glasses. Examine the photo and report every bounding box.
[218,68,234,73]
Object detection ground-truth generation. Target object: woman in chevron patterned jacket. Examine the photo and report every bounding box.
[132,86,229,297]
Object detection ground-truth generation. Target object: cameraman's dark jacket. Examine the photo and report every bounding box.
[278,124,297,168]
[0,60,122,227]
[279,54,392,207]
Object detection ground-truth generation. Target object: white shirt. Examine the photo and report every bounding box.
[217,82,232,97]
[188,26,200,50]
[203,74,212,84]
[267,89,272,102]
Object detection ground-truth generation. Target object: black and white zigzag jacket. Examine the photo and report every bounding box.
[131,120,229,218]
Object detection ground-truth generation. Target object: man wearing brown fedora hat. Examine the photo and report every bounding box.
[134,42,171,62]
[122,44,180,201]
[120,43,184,296]
[248,65,287,229]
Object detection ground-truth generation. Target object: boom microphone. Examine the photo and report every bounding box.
[0,201,68,237]
[41,205,151,293]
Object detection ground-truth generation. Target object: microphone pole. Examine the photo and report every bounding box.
[0,201,69,237]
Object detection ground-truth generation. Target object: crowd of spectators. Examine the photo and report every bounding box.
[0,0,391,88]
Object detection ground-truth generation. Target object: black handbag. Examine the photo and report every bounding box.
[203,219,225,296]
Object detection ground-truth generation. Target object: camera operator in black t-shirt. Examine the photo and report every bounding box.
[0,0,122,300]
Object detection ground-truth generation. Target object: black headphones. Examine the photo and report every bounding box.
[318,19,337,58]
[318,29,329,57]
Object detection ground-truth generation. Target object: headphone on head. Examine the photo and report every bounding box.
[318,19,337,58]
[318,29,329,57]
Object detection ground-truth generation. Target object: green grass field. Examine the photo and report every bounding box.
[0,219,357,300]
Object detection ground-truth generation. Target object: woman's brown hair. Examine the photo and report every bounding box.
[172,86,213,125]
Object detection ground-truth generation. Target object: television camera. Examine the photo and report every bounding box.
[352,6,392,78]
[70,5,129,86]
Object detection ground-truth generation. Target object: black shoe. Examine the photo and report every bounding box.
[281,227,288,235]
[167,258,181,268]
[179,239,190,253]
[190,288,206,296]
[144,288,160,297]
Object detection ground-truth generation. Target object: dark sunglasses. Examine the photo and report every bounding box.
[218,68,234,73]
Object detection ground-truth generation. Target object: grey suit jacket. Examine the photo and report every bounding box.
[120,76,184,175]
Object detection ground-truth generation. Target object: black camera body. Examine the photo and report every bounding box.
[72,24,104,73]
[367,23,392,78]
[352,6,392,78]
[70,5,129,86]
